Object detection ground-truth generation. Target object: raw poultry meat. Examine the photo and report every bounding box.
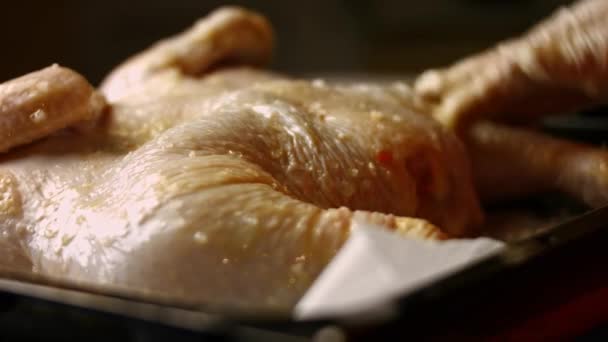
[0,8,481,309]
[2,4,608,311]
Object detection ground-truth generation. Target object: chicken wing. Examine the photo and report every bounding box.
[0,65,105,152]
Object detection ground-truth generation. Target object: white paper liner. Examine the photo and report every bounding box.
[295,219,505,320]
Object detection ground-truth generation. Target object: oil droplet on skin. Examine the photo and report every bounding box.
[222,258,230,264]
[295,255,306,263]
[312,79,326,88]
[188,151,196,158]
[368,162,376,173]
[308,101,326,116]
[291,263,304,276]
[350,168,359,177]
[370,110,384,121]
[242,215,259,225]
[266,216,280,228]
[193,231,208,244]
[337,132,350,141]
[30,109,47,123]
[271,149,282,159]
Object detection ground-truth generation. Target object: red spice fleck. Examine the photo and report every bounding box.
[407,156,432,196]
[376,150,393,165]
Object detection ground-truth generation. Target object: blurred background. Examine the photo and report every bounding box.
[1,0,575,85]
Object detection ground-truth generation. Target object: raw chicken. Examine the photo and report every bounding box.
[3,4,608,311]
[0,8,481,310]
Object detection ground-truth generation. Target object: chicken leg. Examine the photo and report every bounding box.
[414,0,608,130]
[466,120,608,207]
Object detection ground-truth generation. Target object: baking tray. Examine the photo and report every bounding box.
[1,110,608,341]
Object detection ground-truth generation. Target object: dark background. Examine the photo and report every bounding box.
[1,0,574,85]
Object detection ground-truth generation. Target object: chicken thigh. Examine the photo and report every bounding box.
[0,8,482,309]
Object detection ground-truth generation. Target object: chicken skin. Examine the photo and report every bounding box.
[0,8,481,309]
[3,3,608,310]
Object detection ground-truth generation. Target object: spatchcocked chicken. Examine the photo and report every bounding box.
[1,3,608,310]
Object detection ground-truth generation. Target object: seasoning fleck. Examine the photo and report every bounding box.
[30,109,47,123]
